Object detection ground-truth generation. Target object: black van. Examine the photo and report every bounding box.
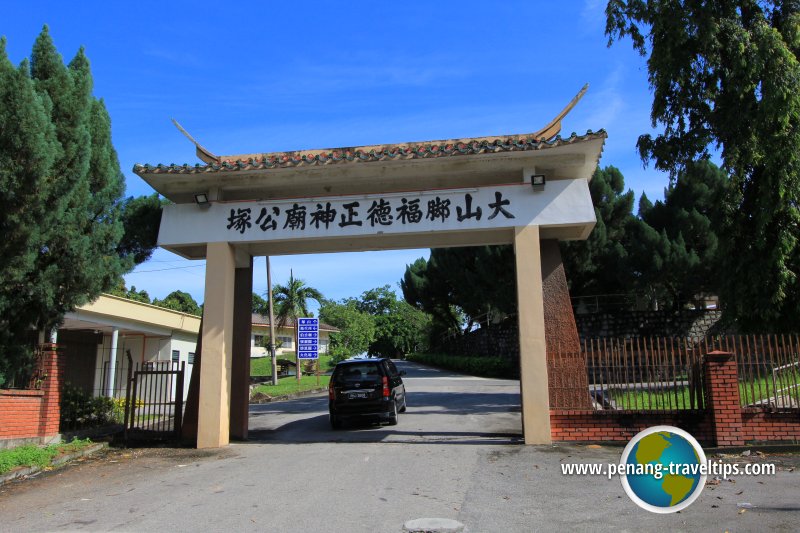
[328,357,407,429]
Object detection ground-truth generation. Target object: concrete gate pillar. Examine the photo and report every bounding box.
[230,259,253,440]
[514,225,551,444]
[198,242,237,449]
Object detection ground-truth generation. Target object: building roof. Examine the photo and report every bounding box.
[133,130,606,177]
[62,293,201,337]
[250,314,339,332]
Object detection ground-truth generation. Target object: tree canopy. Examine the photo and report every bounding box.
[152,290,202,316]
[402,246,515,336]
[606,0,800,330]
[631,160,728,309]
[560,166,636,299]
[0,28,143,385]
[318,299,376,361]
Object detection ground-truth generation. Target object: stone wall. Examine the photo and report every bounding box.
[574,309,726,340]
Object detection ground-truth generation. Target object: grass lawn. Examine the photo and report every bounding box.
[0,438,94,475]
[252,374,331,397]
[612,387,696,410]
[610,373,800,410]
[250,353,335,377]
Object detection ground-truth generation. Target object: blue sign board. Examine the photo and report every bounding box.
[297,318,319,360]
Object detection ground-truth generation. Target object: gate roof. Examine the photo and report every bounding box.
[134,129,606,204]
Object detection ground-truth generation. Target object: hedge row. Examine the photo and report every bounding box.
[406,353,518,379]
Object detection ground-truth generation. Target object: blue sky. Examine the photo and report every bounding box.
[4,1,665,312]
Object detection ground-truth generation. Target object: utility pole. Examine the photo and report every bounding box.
[267,257,278,386]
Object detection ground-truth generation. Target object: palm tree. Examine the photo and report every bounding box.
[272,270,324,380]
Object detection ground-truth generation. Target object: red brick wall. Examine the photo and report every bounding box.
[741,410,800,443]
[0,345,62,444]
[550,410,714,445]
[0,389,46,440]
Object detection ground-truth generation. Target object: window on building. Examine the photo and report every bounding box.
[172,350,180,363]
[254,334,264,346]
[188,352,195,365]
[278,336,293,348]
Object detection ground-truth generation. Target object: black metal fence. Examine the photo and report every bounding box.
[552,335,800,412]
[124,360,185,441]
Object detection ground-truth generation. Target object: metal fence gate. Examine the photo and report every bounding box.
[124,359,185,442]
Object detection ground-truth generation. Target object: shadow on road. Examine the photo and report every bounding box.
[243,414,522,445]
[250,391,519,417]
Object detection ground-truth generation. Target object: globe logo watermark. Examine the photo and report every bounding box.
[620,426,707,513]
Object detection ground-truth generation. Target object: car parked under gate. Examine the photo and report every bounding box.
[328,357,407,429]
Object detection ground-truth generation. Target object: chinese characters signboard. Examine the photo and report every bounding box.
[297,318,319,360]
[157,180,595,247]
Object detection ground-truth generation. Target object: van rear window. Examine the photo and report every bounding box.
[334,363,382,383]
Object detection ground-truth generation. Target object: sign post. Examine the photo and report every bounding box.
[297,318,319,385]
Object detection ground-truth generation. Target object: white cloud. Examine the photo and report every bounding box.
[581,0,607,32]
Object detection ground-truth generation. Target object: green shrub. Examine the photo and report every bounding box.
[60,384,117,430]
[406,353,518,379]
[328,345,352,365]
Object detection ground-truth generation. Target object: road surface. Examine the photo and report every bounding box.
[1,360,798,532]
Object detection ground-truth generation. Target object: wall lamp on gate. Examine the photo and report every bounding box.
[194,192,210,206]
[530,174,546,192]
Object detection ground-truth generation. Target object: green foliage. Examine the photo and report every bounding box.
[0,438,93,475]
[606,1,800,330]
[561,166,637,298]
[117,194,164,265]
[59,383,118,430]
[0,28,158,385]
[351,285,431,357]
[402,247,514,337]
[319,299,376,358]
[631,161,728,309]
[252,292,269,315]
[406,353,518,379]
[152,290,201,316]
[108,282,151,303]
[327,345,352,365]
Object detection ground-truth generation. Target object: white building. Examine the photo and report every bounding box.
[58,294,200,401]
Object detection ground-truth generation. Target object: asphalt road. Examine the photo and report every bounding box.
[1,360,799,532]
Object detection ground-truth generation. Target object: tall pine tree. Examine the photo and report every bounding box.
[0,27,130,385]
[560,165,637,301]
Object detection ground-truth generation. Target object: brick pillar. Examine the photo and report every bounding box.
[37,344,63,440]
[541,240,591,409]
[704,351,744,447]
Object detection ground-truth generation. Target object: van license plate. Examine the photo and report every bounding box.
[349,392,367,399]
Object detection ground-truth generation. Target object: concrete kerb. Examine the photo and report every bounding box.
[0,442,107,487]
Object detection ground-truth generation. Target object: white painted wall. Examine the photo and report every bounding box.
[93,332,196,401]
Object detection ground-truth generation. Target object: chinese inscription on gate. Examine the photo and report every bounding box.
[225,191,515,235]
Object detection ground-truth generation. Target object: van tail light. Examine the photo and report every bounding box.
[329,381,335,400]
[382,376,390,397]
